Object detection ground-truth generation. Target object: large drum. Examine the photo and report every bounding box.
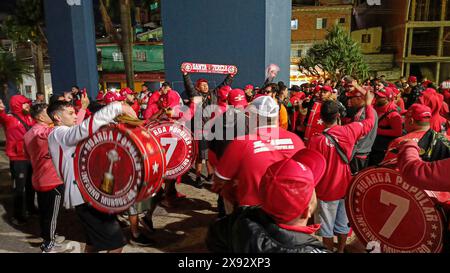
[304,102,324,144]
[346,167,449,253]
[145,119,197,180]
[74,123,166,214]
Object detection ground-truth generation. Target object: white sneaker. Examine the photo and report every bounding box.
[54,235,66,244]
[42,243,67,253]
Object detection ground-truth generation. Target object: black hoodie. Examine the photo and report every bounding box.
[206,207,329,253]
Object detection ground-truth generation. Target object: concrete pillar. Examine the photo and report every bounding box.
[161,0,292,91]
[43,0,99,99]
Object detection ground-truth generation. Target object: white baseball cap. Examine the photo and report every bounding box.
[250,96,279,118]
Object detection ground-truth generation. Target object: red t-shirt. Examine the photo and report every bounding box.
[308,105,376,201]
[375,102,403,138]
[215,126,305,206]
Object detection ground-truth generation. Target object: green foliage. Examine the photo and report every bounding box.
[2,0,46,45]
[300,25,369,81]
[0,51,32,85]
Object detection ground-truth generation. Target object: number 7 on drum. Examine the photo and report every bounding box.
[378,190,410,239]
[160,138,178,163]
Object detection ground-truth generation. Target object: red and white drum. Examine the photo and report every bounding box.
[145,120,197,180]
[304,102,324,144]
[74,123,165,214]
[346,167,448,253]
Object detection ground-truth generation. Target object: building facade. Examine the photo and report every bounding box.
[354,0,450,83]
[290,1,353,84]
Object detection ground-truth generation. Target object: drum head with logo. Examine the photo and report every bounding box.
[74,124,165,213]
[145,120,197,180]
[346,167,445,253]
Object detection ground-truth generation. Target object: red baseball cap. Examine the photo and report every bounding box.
[259,149,326,224]
[321,85,333,93]
[119,87,135,97]
[228,88,248,107]
[391,87,400,96]
[96,92,105,101]
[314,85,322,93]
[244,84,254,90]
[196,78,208,88]
[290,92,306,105]
[375,87,393,99]
[104,92,118,104]
[218,86,232,101]
[115,92,125,101]
[408,76,417,83]
[401,103,432,122]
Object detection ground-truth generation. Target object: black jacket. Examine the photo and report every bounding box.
[404,85,424,109]
[183,73,234,108]
[206,207,329,253]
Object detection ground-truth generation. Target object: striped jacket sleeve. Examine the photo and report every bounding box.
[50,102,123,147]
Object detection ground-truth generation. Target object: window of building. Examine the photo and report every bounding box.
[410,28,439,56]
[443,27,450,57]
[339,17,346,24]
[447,0,450,20]
[412,0,441,21]
[316,18,327,30]
[25,85,32,94]
[409,62,437,82]
[291,19,298,30]
[106,82,121,91]
[361,34,371,44]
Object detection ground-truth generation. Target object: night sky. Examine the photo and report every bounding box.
[0,0,16,14]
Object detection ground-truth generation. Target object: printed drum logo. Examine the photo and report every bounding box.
[74,126,145,214]
[346,168,445,253]
[146,121,197,180]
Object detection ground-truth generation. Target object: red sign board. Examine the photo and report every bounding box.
[181,62,238,75]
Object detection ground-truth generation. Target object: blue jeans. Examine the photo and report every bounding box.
[317,199,350,238]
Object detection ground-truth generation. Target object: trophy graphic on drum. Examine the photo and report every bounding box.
[100,149,120,194]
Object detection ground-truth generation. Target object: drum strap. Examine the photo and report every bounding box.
[323,131,349,165]
[11,113,31,132]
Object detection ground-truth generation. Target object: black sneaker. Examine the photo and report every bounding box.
[130,234,155,247]
[203,175,214,186]
[194,177,204,189]
[140,217,155,234]
[11,217,27,226]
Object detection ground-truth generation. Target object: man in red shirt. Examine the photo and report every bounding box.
[0,95,36,225]
[211,96,305,212]
[308,90,375,253]
[24,104,66,252]
[143,82,182,121]
[398,140,450,192]
[384,103,450,162]
[384,104,432,161]
[368,87,403,166]
[120,87,140,116]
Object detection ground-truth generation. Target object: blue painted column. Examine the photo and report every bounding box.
[161,0,292,91]
[44,0,99,99]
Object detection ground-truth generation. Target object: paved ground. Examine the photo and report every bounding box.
[0,129,365,253]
